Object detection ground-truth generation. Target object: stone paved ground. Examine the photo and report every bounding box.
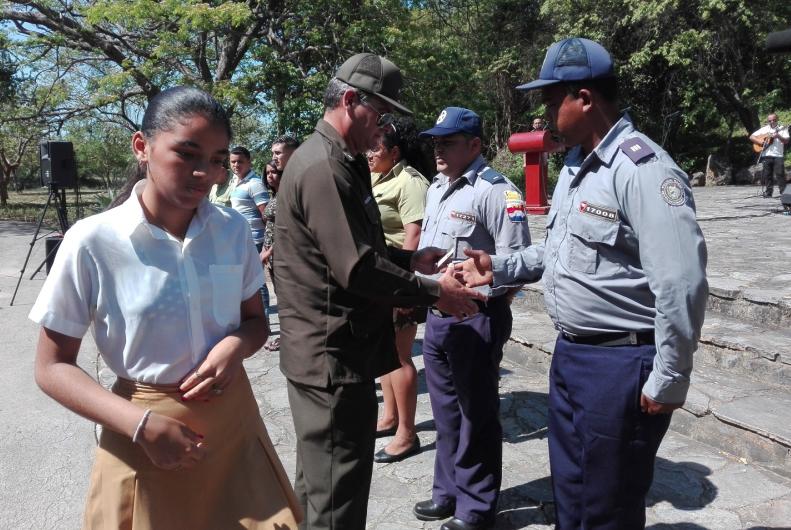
[2,185,791,529]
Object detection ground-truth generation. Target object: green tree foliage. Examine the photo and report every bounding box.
[539,0,791,169]
[2,0,790,206]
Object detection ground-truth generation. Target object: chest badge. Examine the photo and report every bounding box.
[579,201,618,222]
[504,190,526,223]
[450,210,476,223]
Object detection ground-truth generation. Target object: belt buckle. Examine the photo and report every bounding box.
[629,331,638,345]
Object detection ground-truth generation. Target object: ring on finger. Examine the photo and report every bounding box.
[194,371,205,381]
[211,385,223,396]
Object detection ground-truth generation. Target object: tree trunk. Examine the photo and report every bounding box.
[0,174,9,206]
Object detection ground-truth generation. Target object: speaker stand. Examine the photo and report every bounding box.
[9,186,70,306]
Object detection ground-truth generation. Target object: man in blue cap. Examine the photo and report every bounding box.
[456,38,708,529]
[412,107,531,530]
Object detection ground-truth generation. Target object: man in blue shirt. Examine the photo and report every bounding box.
[457,38,708,530]
[413,107,531,530]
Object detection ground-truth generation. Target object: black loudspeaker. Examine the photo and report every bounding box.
[44,235,63,274]
[40,141,77,188]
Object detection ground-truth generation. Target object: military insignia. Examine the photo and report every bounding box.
[437,110,447,124]
[450,210,476,223]
[504,190,526,223]
[579,201,618,222]
[660,178,686,206]
[619,137,655,164]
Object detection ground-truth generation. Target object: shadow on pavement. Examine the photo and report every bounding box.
[496,476,554,528]
[648,458,716,510]
[500,390,549,444]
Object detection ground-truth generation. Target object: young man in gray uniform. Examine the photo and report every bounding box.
[458,38,708,530]
[413,107,531,530]
[275,54,485,530]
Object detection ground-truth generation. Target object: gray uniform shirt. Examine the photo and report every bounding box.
[418,155,531,297]
[491,114,708,404]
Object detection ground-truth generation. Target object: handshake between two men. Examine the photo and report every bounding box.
[410,247,497,319]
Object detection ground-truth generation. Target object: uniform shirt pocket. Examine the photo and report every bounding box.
[565,213,619,274]
[442,218,476,253]
[209,264,243,327]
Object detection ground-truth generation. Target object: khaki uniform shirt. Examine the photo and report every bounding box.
[371,161,429,249]
[208,174,238,207]
[274,120,441,387]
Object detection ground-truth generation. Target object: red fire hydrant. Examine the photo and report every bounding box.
[507,131,564,214]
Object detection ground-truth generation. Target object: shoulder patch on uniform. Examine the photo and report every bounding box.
[478,167,505,184]
[619,137,655,164]
[579,201,618,222]
[450,210,476,223]
[504,190,526,223]
[660,178,687,206]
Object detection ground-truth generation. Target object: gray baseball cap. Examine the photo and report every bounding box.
[335,53,413,115]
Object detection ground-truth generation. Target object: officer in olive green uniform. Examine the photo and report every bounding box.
[274,53,483,530]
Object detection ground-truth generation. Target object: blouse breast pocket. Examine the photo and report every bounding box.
[209,264,243,327]
[565,213,619,274]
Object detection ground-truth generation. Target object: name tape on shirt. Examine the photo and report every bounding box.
[660,178,687,206]
[579,201,618,222]
[504,190,526,223]
[450,210,476,223]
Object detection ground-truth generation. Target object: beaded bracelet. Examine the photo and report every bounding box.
[132,409,152,444]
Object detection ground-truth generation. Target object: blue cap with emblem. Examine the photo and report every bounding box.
[419,107,482,138]
[516,37,615,92]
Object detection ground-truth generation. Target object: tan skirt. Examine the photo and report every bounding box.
[83,370,302,530]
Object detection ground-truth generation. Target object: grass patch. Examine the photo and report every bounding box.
[0,188,105,227]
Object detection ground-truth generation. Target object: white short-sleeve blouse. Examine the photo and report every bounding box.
[29,180,265,385]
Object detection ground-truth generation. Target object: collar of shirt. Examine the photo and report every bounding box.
[432,154,487,187]
[566,113,636,185]
[118,179,214,244]
[372,160,405,187]
[314,118,371,180]
[314,118,358,161]
[239,169,259,183]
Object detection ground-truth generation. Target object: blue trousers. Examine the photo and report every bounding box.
[549,334,672,530]
[423,299,512,525]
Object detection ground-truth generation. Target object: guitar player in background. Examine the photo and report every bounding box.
[750,113,789,198]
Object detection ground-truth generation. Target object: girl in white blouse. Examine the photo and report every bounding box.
[29,86,301,529]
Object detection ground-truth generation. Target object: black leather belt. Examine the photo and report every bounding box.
[562,330,655,347]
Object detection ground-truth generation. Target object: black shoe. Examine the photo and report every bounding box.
[375,425,397,438]
[763,192,773,198]
[413,499,455,521]
[374,436,420,463]
[440,516,493,530]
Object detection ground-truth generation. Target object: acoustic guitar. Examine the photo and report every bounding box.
[752,125,789,153]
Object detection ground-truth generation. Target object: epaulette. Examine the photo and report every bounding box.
[478,167,505,184]
[619,137,656,164]
[402,165,426,180]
